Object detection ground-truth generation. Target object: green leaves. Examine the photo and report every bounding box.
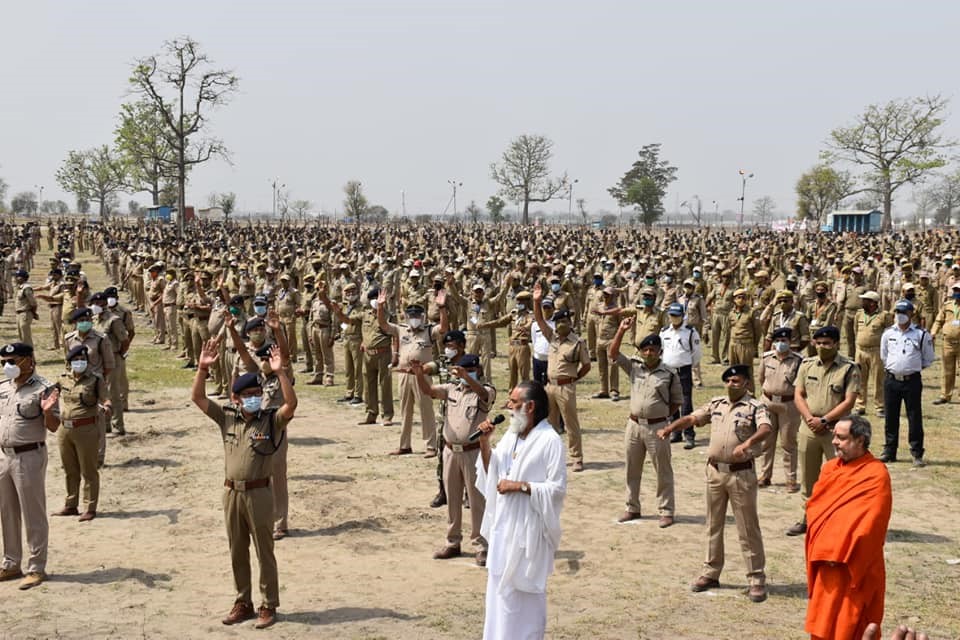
[608,143,678,227]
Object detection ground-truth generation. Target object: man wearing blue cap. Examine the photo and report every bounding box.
[193,339,297,629]
[879,300,934,466]
[661,302,702,449]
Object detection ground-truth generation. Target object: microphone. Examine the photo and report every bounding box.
[468,414,505,442]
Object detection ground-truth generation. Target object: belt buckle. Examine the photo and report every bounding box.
[772,394,783,403]
[451,443,464,453]
[64,419,74,429]
[715,461,732,473]
[234,480,246,491]
[1,447,14,457]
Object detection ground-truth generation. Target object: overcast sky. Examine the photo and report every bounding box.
[2,0,958,220]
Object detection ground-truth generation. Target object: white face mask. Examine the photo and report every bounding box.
[408,317,422,329]
[508,407,529,434]
[516,303,526,311]
[3,363,20,380]
[895,313,910,326]
[370,300,379,310]
[107,297,118,308]
[90,304,103,316]
[774,341,790,354]
[71,360,88,374]
[443,347,457,360]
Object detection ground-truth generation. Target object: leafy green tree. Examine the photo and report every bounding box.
[609,143,678,227]
[77,197,90,214]
[129,37,239,236]
[219,192,236,220]
[795,164,854,223]
[367,204,389,222]
[11,191,38,215]
[930,170,960,225]
[55,146,128,219]
[490,134,567,224]
[486,195,506,223]
[343,181,368,221]
[824,95,956,231]
[464,200,482,223]
[159,180,178,207]
[115,100,177,205]
[55,200,69,215]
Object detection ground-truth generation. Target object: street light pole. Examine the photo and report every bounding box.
[34,185,44,215]
[567,178,579,218]
[447,179,462,216]
[712,200,719,227]
[737,170,754,229]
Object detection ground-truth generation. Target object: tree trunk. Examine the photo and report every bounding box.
[522,195,530,225]
[882,187,893,231]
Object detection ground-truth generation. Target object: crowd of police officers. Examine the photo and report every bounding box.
[0,216,957,618]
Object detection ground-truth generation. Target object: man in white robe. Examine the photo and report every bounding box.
[475,381,567,640]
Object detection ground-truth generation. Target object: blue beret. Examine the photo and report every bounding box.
[254,343,273,358]
[638,334,661,349]
[253,295,268,304]
[70,307,93,322]
[104,286,118,297]
[244,318,265,332]
[771,327,792,340]
[2,343,33,358]
[722,364,751,381]
[894,299,915,313]
[667,302,684,316]
[552,309,573,322]
[232,372,262,395]
[14,269,28,279]
[405,304,425,314]
[813,326,840,341]
[229,295,244,306]
[66,345,88,361]
[458,354,481,368]
[443,330,466,344]
[89,291,107,302]
[367,288,380,300]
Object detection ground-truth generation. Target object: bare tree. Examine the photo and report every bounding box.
[752,196,776,223]
[289,199,312,221]
[343,181,368,222]
[129,37,239,236]
[55,146,128,220]
[490,134,567,224]
[930,170,960,225]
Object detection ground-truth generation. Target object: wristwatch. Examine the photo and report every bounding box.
[521,482,531,495]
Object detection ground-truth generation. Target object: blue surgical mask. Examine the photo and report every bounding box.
[241,396,262,413]
[593,277,603,286]
[253,304,267,316]
[516,303,526,311]
[550,283,561,293]
[77,320,93,333]
[467,371,479,382]
[643,299,654,308]
[71,360,88,374]
[953,292,960,301]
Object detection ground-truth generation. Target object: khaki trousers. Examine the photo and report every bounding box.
[842,310,858,358]
[466,331,494,381]
[363,349,393,420]
[547,382,582,463]
[728,341,756,390]
[181,313,195,362]
[596,339,619,394]
[107,365,125,432]
[223,486,278,608]
[940,339,960,400]
[281,315,297,361]
[798,424,835,521]
[710,312,731,363]
[0,447,48,574]
[702,463,765,585]
[117,352,130,412]
[164,305,178,349]
[398,372,436,451]
[343,338,362,399]
[309,326,335,381]
[49,306,63,349]
[16,312,33,347]
[151,303,165,341]
[624,418,674,516]
[300,319,313,371]
[508,344,531,390]
[190,318,211,368]
[442,448,486,549]
[272,438,288,532]
[855,347,883,412]
[759,400,799,484]
[586,315,599,358]
[59,422,100,511]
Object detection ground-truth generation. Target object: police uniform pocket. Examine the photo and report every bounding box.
[734,419,754,442]
[465,406,478,422]
[17,398,42,420]
[830,383,843,395]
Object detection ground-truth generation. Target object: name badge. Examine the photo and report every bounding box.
[340,322,349,331]
[953,320,960,327]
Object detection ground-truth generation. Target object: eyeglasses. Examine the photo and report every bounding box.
[1,359,17,365]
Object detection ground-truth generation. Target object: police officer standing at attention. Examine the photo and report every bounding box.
[13,270,38,347]
[610,318,682,527]
[63,307,115,468]
[412,354,494,566]
[192,339,297,629]
[931,282,960,405]
[532,284,591,472]
[657,364,772,603]
[0,342,61,590]
[661,302,701,449]
[757,327,803,492]
[52,345,108,522]
[787,326,860,536]
[879,299,935,467]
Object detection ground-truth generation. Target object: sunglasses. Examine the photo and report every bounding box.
[1,359,18,365]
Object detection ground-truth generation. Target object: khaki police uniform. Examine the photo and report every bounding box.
[113,302,135,413]
[0,373,59,576]
[390,321,442,450]
[728,307,762,388]
[361,308,394,422]
[689,394,771,587]
[616,355,681,516]
[340,300,364,401]
[757,350,803,486]
[546,330,590,464]
[202,402,288,610]
[162,275,179,350]
[855,309,892,414]
[188,288,212,369]
[479,308,534,390]
[261,371,291,535]
[462,297,498,381]
[308,295,335,385]
[15,283,37,347]
[178,278,196,363]
[631,307,665,349]
[276,285,300,362]
[298,288,314,373]
[434,381,495,551]
[842,281,866,357]
[931,300,960,402]
[807,298,839,356]
[96,310,128,434]
[63,329,115,465]
[147,274,166,342]
[46,282,66,349]
[595,306,621,396]
[707,282,734,363]
[766,310,810,352]
[57,370,106,513]
[794,354,860,518]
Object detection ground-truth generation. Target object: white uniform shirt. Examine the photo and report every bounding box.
[880,323,934,375]
[660,323,702,369]
[531,318,554,361]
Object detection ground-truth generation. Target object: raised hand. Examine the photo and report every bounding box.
[532,282,543,302]
[199,338,221,369]
[268,343,283,373]
[266,309,281,330]
[619,317,635,331]
[42,387,60,412]
[435,289,446,307]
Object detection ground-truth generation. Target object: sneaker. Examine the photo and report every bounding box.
[683,440,696,450]
[0,567,23,581]
[18,572,45,590]
[785,522,807,536]
[878,451,896,463]
[222,601,256,625]
[254,607,277,629]
[348,398,364,406]
[912,457,927,468]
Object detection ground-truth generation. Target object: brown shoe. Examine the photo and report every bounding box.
[52,506,80,517]
[690,576,720,592]
[388,448,413,456]
[758,477,771,488]
[18,572,45,590]
[254,607,277,629]
[78,511,96,522]
[222,601,256,625]
[617,511,642,523]
[432,545,461,560]
[423,448,438,459]
[658,515,674,528]
[572,460,584,472]
[357,415,376,425]
[0,567,23,581]
[747,584,768,603]
[786,482,800,494]
[476,550,487,567]
[272,529,287,541]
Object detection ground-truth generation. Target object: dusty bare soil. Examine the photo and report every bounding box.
[1,245,958,639]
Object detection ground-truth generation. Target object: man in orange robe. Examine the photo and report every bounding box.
[805,414,892,640]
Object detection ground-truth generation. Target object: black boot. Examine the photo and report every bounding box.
[430,483,447,508]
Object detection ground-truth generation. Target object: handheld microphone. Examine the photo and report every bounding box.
[468,413,505,442]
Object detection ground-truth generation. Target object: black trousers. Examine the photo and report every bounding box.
[532,357,548,385]
[883,372,924,459]
[671,364,695,443]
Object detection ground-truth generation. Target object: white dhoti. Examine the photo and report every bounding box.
[483,571,547,640]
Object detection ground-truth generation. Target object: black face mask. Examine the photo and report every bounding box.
[816,290,827,299]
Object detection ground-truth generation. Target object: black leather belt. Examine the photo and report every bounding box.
[886,371,920,382]
[709,459,753,473]
[1,442,45,455]
[224,478,270,491]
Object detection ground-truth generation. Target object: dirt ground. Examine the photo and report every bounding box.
[1,242,959,639]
